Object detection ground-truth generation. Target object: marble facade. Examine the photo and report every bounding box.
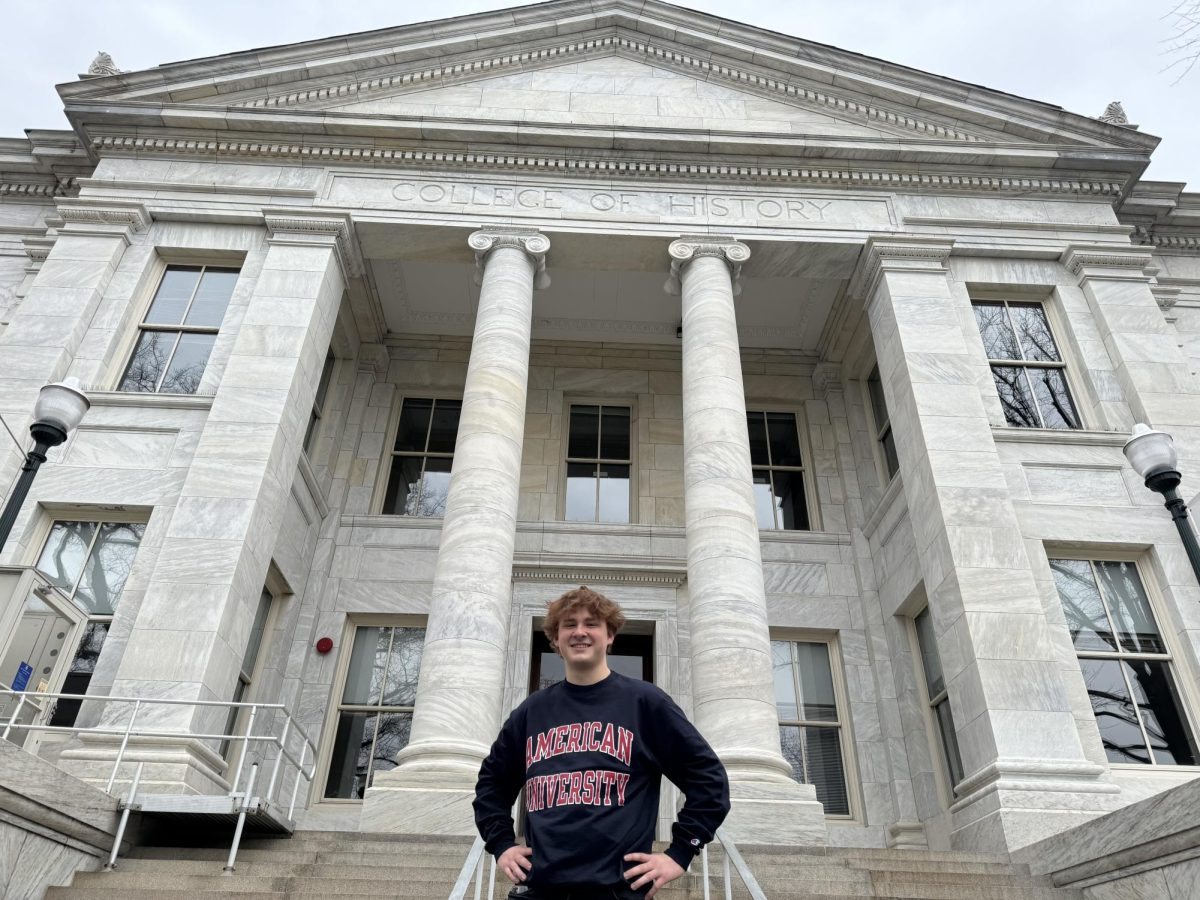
[1,0,1199,869]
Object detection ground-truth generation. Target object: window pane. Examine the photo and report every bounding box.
[36,521,97,593]
[382,457,424,516]
[752,470,776,529]
[934,699,965,788]
[599,407,631,462]
[867,366,890,432]
[342,627,389,706]
[50,623,110,728]
[766,413,803,468]
[1094,562,1164,655]
[383,628,425,707]
[73,522,145,616]
[1080,658,1149,765]
[747,412,770,466]
[158,332,215,394]
[773,470,810,531]
[145,267,201,325]
[914,608,944,697]
[184,268,238,327]
[794,642,838,722]
[880,427,900,480]
[1049,559,1119,652]
[973,302,1021,360]
[991,365,1040,428]
[1009,303,1060,362]
[779,725,806,782]
[370,712,413,786]
[567,406,600,459]
[565,462,598,522]
[416,458,453,518]
[804,726,849,815]
[1028,368,1079,430]
[241,590,273,677]
[427,400,461,454]
[394,399,432,452]
[324,711,376,799]
[597,463,630,524]
[315,353,336,410]
[772,642,798,720]
[119,330,177,393]
[1123,660,1198,766]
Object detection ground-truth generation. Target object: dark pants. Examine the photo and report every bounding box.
[508,883,649,900]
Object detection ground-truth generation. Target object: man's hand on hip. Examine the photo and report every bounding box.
[623,852,685,899]
[498,845,533,884]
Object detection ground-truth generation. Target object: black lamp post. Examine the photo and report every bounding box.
[0,379,90,552]
[1124,422,1200,585]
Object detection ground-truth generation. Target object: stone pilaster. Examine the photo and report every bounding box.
[667,236,826,845]
[60,211,351,793]
[855,236,1119,850]
[0,200,149,554]
[361,228,549,834]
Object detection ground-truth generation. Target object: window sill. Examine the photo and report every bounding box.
[86,390,215,411]
[991,426,1128,447]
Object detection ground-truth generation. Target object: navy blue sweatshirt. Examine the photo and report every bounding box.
[473,671,730,887]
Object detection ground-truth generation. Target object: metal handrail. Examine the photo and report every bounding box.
[449,835,497,900]
[701,827,768,900]
[0,688,319,815]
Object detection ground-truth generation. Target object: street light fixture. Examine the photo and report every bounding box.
[0,379,90,552]
[1123,422,1200,585]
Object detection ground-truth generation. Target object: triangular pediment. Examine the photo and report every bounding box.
[320,55,911,140]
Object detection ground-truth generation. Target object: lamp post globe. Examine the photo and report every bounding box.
[1124,422,1200,587]
[0,378,91,552]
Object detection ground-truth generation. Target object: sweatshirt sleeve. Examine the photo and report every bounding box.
[645,690,731,871]
[473,703,526,860]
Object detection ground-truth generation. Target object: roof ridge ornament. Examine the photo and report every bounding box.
[1099,101,1128,125]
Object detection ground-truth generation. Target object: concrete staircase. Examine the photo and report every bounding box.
[45,831,1084,899]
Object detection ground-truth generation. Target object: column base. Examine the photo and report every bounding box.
[948,760,1121,851]
[360,778,479,835]
[886,821,929,850]
[56,734,230,797]
[722,778,828,846]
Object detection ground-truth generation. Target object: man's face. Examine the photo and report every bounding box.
[555,609,613,669]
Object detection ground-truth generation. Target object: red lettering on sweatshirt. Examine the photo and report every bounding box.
[526,721,635,769]
[524,769,630,811]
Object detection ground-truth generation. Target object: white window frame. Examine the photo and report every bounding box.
[558,396,639,525]
[769,630,860,821]
[373,390,463,517]
[970,293,1086,431]
[222,580,282,763]
[304,351,338,459]
[316,614,427,805]
[744,404,820,532]
[862,363,899,486]
[1046,550,1200,771]
[907,607,966,807]
[115,260,241,396]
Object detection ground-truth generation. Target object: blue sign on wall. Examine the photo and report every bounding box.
[11,661,32,692]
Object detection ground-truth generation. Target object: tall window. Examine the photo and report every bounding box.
[564,404,631,524]
[34,521,145,727]
[1049,558,1198,766]
[222,589,274,758]
[304,352,337,456]
[913,607,965,794]
[119,265,239,394]
[381,398,461,517]
[325,625,425,800]
[971,300,1080,429]
[866,366,899,481]
[748,411,810,530]
[771,639,851,815]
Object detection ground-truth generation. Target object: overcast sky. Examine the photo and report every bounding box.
[2,1,1197,185]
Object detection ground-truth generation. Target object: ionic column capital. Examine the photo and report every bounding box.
[469,227,551,289]
[664,235,750,297]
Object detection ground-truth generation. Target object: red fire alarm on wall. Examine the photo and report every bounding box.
[315,637,334,654]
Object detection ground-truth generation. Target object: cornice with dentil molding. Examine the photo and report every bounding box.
[846,236,954,301]
[263,211,364,279]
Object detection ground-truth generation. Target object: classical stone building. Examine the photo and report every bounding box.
[2,0,1200,891]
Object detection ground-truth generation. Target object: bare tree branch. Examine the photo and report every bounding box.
[1163,0,1200,84]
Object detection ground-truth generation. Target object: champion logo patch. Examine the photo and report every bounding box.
[690,839,701,847]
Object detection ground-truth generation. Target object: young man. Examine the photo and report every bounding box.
[474,587,730,899]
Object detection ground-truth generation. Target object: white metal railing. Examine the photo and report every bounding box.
[0,689,319,871]
[449,826,766,900]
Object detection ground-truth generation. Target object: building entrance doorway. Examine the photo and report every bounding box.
[529,629,654,692]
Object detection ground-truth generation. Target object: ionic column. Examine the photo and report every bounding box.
[362,228,549,834]
[666,236,826,845]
